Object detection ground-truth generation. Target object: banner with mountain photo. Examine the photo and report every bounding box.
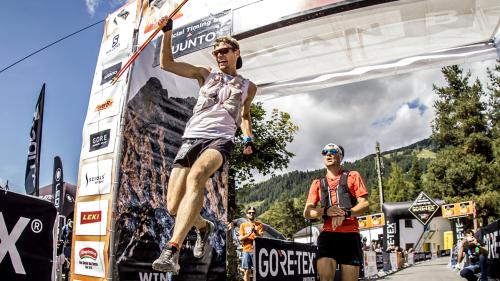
[114,1,232,280]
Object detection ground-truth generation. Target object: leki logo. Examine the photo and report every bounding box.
[95,99,113,112]
[81,211,102,224]
[79,247,98,260]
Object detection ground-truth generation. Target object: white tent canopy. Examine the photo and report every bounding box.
[178,0,499,99]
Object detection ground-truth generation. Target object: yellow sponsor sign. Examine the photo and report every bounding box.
[444,231,454,250]
[442,201,474,218]
[358,213,385,229]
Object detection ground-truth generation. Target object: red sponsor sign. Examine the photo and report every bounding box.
[81,210,102,224]
[79,247,98,260]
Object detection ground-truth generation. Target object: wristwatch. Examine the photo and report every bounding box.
[343,208,352,219]
[322,206,330,220]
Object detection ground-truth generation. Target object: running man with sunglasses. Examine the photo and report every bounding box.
[152,18,257,273]
[303,143,369,281]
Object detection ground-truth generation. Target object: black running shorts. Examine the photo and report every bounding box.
[317,231,363,266]
[173,138,234,169]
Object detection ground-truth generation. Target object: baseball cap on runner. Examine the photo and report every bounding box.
[247,206,256,213]
[322,143,344,161]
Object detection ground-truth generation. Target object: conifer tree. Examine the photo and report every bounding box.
[423,65,499,224]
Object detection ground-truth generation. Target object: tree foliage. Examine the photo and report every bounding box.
[230,102,299,187]
[259,193,308,239]
[228,102,298,281]
[423,64,500,224]
[384,162,413,202]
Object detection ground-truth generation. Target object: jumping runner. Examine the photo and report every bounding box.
[152,17,257,273]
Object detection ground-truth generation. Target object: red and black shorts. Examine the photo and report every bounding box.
[173,138,234,169]
[317,231,363,266]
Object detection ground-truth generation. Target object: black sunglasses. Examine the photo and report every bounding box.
[212,47,234,57]
[247,212,255,214]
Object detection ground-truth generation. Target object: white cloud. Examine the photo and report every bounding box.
[253,60,496,184]
[85,0,127,16]
[86,0,99,16]
[256,66,441,181]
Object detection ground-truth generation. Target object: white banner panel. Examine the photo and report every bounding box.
[81,117,119,160]
[75,200,109,236]
[79,159,113,196]
[100,1,137,64]
[137,0,180,45]
[408,252,415,265]
[390,252,399,270]
[85,81,124,125]
[363,251,378,277]
[74,241,106,278]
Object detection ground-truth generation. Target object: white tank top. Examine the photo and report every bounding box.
[183,71,250,140]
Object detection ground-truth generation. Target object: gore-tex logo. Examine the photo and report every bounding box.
[81,211,102,224]
[79,247,98,260]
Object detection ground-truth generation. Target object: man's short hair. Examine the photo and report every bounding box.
[213,36,243,69]
[464,229,475,236]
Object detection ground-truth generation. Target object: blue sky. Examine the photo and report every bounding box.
[0,1,126,193]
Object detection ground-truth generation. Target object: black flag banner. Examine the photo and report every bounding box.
[0,191,57,281]
[476,220,500,278]
[25,84,45,196]
[51,156,64,215]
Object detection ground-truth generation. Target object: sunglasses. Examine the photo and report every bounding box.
[247,212,255,215]
[212,47,234,57]
[322,149,339,156]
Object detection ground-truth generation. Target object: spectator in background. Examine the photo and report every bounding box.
[458,229,488,281]
[239,207,264,281]
[59,220,73,281]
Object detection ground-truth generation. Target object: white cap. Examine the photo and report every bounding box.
[323,143,344,161]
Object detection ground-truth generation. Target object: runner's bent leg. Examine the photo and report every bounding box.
[169,148,223,245]
[166,167,206,229]
[166,167,190,216]
[340,264,359,281]
[317,257,336,281]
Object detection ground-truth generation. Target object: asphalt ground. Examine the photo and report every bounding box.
[379,257,462,281]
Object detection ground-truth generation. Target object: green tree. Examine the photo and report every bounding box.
[368,183,381,213]
[259,193,308,239]
[227,102,298,281]
[384,162,413,202]
[423,65,499,224]
[230,102,299,186]
[407,158,423,200]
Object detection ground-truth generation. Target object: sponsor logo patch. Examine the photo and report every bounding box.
[101,62,121,85]
[89,129,110,152]
[95,99,114,112]
[81,211,102,224]
[79,247,98,260]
